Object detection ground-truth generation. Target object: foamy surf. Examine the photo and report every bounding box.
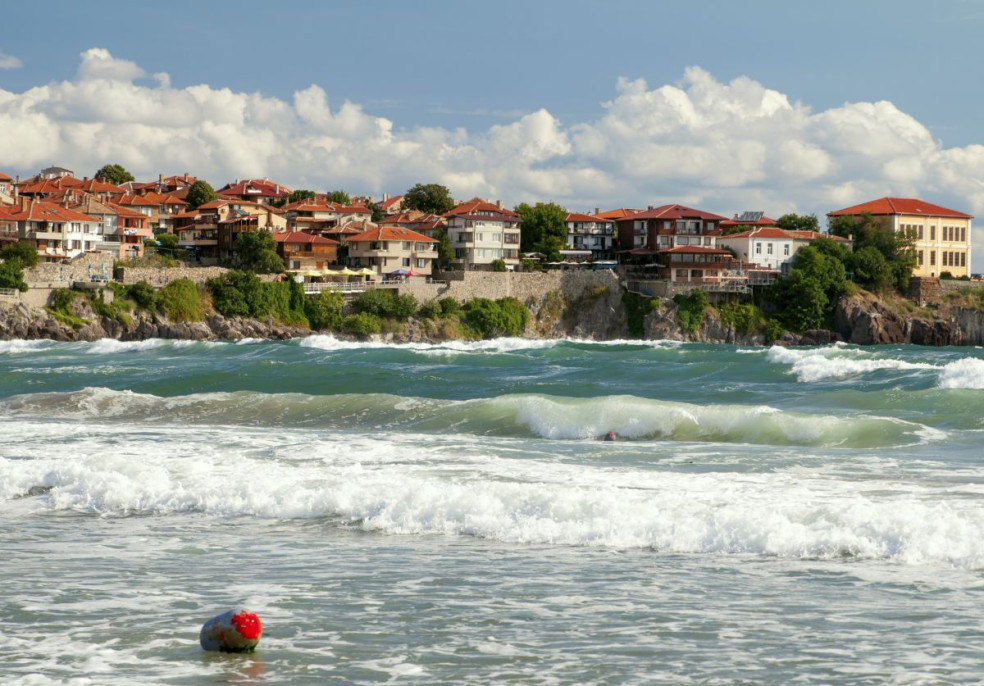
[768,345,938,382]
[937,357,984,389]
[0,387,943,448]
[4,439,983,568]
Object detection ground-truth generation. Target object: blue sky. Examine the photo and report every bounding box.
[3,0,984,264]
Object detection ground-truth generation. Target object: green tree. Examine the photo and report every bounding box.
[325,190,350,205]
[775,213,820,232]
[157,279,202,322]
[771,245,847,332]
[0,260,28,292]
[305,288,345,330]
[94,163,135,185]
[234,230,284,273]
[1,240,39,268]
[186,180,217,209]
[434,227,454,270]
[851,246,894,293]
[829,212,916,291]
[403,183,455,214]
[515,202,567,260]
[154,233,180,254]
[367,202,384,223]
[490,258,507,272]
[273,189,316,207]
[465,297,528,338]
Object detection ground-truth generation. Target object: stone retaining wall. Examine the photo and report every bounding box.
[399,269,621,304]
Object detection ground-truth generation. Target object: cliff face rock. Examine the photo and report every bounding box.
[0,300,309,343]
[833,292,910,344]
[642,301,765,345]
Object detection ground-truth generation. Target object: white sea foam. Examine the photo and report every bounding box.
[937,357,984,389]
[767,345,936,382]
[0,339,55,354]
[3,425,980,568]
[300,334,561,354]
[84,338,173,354]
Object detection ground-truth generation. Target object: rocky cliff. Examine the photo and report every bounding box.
[5,284,984,347]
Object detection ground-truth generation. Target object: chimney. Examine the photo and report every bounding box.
[594,207,600,216]
[383,193,390,202]
[496,199,503,209]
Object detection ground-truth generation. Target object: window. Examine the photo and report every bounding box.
[961,252,966,267]
[962,227,967,242]
[930,251,936,265]
[783,244,790,256]
[755,243,762,254]
[767,243,773,255]
[402,258,410,267]
[931,226,936,240]
[918,226,924,239]
[917,251,923,265]
[416,259,426,268]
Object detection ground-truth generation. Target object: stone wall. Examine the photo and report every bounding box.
[399,269,621,304]
[114,265,231,286]
[24,252,114,286]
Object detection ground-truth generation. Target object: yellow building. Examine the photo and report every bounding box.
[828,197,973,278]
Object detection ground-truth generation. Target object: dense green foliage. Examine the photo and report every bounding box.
[234,230,284,273]
[157,278,202,322]
[434,227,454,270]
[185,180,217,209]
[673,289,709,333]
[770,246,847,332]
[352,288,418,321]
[622,291,657,338]
[155,233,180,253]
[94,163,135,185]
[828,212,916,292]
[403,183,455,214]
[490,259,507,272]
[325,190,350,205]
[305,289,345,330]
[716,301,768,336]
[340,312,381,337]
[438,297,461,317]
[273,189,316,207]
[775,213,820,232]
[464,297,528,338]
[515,202,566,260]
[0,241,39,292]
[207,270,307,325]
[2,241,40,268]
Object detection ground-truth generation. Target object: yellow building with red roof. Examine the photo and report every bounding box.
[828,197,972,278]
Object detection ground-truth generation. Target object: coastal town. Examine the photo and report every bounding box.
[0,165,974,296]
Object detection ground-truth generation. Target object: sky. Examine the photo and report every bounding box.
[3,0,984,265]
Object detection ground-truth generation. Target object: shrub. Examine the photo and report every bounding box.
[353,288,396,317]
[127,281,157,310]
[391,293,418,320]
[417,300,440,319]
[490,258,507,272]
[673,290,708,334]
[438,297,460,317]
[157,278,202,322]
[464,297,528,338]
[340,312,381,337]
[716,301,767,335]
[305,289,345,330]
[622,291,658,338]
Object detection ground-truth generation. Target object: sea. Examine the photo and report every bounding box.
[2,336,984,685]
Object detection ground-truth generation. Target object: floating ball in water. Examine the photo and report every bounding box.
[199,608,262,652]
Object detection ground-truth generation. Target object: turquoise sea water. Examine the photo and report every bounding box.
[2,336,984,684]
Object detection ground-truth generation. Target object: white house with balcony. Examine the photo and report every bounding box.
[564,212,615,260]
[716,227,851,272]
[2,199,104,261]
[346,224,437,277]
[444,198,521,270]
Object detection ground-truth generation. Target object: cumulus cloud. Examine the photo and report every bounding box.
[0,50,22,70]
[3,47,984,252]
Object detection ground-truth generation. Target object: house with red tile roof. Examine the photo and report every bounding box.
[377,194,405,215]
[346,224,437,277]
[654,245,746,287]
[0,173,14,205]
[827,197,973,278]
[68,197,153,260]
[564,212,615,261]
[717,226,850,272]
[272,231,339,271]
[615,204,727,253]
[719,211,778,232]
[171,200,285,261]
[216,178,292,205]
[444,198,521,270]
[0,198,106,261]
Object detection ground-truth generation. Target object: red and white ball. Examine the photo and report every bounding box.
[199,608,263,652]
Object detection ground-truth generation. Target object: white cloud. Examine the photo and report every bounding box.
[0,50,23,70]
[4,48,984,263]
